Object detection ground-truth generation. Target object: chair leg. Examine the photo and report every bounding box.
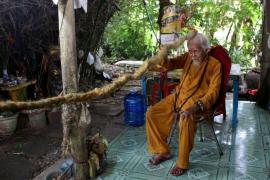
[199,123,203,142]
[210,122,223,156]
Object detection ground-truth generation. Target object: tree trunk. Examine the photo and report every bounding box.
[76,0,121,88]
[58,0,88,179]
[256,0,270,109]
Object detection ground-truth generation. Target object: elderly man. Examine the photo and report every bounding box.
[146,33,222,176]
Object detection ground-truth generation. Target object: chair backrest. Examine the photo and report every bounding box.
[208,45,232,114]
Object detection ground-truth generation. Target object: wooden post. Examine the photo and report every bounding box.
[58,0,89,179]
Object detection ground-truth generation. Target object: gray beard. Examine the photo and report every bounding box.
[192,60,202,66]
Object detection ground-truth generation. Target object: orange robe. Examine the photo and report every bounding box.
[146,53,222,169]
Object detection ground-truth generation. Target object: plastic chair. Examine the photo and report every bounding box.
[151,83,162,105]
[147,70,224,156]
[166,99,224,156]
[167,54,232,156]
[150,70,179,104]
[162,82,178,97]
[195,111,224,155]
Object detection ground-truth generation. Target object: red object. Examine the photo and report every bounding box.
[162,82,178,97]
[208,45,232,116]
[151,83,161,105]
[159,71,177,97]
[248,89,258,96]
[150,71,178,105]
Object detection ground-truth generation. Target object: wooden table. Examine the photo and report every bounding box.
[0,80,36,101]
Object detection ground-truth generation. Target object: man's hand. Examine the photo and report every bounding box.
[180,104,199,120]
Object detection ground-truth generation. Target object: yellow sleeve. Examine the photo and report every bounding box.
[160,52,189,71]
[199,62,222,110]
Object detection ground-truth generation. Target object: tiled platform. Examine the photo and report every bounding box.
[97,101,270,179]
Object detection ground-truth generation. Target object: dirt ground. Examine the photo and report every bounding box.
[0,80,139,180]
[0,109,63,180]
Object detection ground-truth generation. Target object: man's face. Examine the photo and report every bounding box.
[187,40,206,62]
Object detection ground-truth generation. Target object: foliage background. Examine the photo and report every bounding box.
[102,0,159,60]
[102,0,262,70]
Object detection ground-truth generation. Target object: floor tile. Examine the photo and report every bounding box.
[230,148,268,168]
[191,146,230,166]
[106,150,135,170]
[125,172,165,180]
[96,169,128,180]
[215,167,229,180]
[217,166,269,180]
[166,162,219,180]
[136,142,157,158]
[100,101,270,179]
[263,135,270,149]
[131,156,174,178]
[109,133,146,154]
[227,133,264,150]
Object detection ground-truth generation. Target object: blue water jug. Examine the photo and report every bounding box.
[124,90,145,126]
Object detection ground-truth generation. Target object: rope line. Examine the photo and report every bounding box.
[0,30,197,111]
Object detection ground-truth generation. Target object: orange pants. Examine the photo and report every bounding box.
[146,94,197,169]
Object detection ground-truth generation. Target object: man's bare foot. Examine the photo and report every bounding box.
[149,153,172,165]
[170,166,186,176]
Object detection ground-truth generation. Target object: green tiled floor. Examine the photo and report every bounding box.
[97,101,270,179]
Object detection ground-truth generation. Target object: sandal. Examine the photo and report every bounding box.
[170,166,186,176]
[149,153,172,165]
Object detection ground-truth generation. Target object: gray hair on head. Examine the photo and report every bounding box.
[187,33,210,51]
